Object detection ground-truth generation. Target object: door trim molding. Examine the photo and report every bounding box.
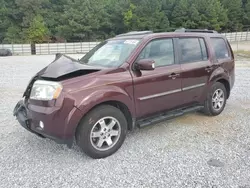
[138,83,206,101]
[182,83,206,91]
[138,89,182,101]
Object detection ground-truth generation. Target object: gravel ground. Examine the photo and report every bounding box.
[230,41,250,52]
[0,55,250,188]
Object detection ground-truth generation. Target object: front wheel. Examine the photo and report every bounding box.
[202,82,227,116]
[76,105,127,159]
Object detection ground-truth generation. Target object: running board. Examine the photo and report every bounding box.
[137,105,204,128]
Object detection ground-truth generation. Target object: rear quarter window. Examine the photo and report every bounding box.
[211,37,230,59]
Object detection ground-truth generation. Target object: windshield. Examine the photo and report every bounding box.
[79,39,140,67]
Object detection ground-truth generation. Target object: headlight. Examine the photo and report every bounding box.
[30,80,62,101]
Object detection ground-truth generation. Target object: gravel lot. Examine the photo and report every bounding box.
[0,55,250,188]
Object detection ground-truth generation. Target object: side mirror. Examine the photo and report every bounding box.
[135,59,155,71]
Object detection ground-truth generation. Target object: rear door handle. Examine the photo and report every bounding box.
[168,73,180,79]
[205,66,213,72]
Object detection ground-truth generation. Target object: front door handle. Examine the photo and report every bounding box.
[205,66,213,72]
[168,73,180,79]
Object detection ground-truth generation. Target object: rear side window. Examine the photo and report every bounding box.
[211,38,230,59]
[178,38,208,63]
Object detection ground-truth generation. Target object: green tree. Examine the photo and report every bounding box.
[3,26,22,43]
[26,15,49,43]
[123,2,136,31]
[124,0,170,32]
[170,0,189,28]
[243,0,250,26]
[57,0,110,41]
[0,0,247,43]
[192,0,227,31]
[1,0,50,43]
[14,0,48,28]
[221,0,243,31]
[162,0,176,20]
[43,0,68,37]
[171,0,227,31]
[0,0,8,42]
[105,0,129,36]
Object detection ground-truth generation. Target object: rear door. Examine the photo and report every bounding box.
[131,37,183,118]
[177,37,214,104]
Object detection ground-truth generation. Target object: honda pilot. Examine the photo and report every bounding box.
[13,29,235,159]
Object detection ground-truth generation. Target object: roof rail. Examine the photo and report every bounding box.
[175,28,218,33]
[116,31,153,37]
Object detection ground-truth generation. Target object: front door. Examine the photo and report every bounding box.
[131,38,183,118]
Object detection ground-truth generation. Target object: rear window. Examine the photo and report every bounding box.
[179,38,208,63]
[211,38,230,59]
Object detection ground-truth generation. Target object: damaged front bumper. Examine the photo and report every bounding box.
[13,100,73,147]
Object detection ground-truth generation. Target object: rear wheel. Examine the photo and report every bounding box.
[76,105,127,159]
[203,82,227,116]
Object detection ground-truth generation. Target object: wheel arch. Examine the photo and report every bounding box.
[74,100,134,139]
[209,67,231,99]
[92,100,134,131]
[216,78,230,99]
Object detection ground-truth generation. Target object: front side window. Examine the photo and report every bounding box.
[211,38,230,59]
[137,38,175,67]
[179,38,208,63]
[80,39,140,67]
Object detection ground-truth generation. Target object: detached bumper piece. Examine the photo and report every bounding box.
[13,100,42,136]
[13,100,72,147]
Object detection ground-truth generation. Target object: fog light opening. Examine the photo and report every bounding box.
[39,121,44,129]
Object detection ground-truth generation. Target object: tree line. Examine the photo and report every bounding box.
[0,0,250,44]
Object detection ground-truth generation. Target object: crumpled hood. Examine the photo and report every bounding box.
[36,54,105,79]
[22,54,106,97]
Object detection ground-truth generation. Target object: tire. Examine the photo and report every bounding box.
[76,105,128,159]
[202,82,227,116]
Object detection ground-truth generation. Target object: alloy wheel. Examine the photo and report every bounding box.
[212,89,225,111]
[90,116,121,151]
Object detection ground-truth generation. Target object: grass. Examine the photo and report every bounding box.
[234,50,250,58]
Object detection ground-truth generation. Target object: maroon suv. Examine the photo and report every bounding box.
[13,29,235,158]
